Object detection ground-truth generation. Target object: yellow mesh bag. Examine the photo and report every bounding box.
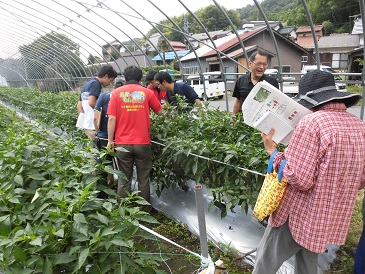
[253,151,287,221]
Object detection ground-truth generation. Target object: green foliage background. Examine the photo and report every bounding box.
[237,0,360,34]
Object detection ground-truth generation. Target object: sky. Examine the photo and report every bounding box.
[100,0,252,38]
[0,0,254,60]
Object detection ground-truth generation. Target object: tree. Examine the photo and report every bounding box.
[322,21,334,36]
[157,37,170,64]
[19,32,86,92]
[193,5,240,33]
[238,0,360,33]
[19,32,86,80]
[146,5,241,42]
[87,54,102,65]
[355,58,364,70]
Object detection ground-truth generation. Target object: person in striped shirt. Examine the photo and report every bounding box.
[254,70,365,274]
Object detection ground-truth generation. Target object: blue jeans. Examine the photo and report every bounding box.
[354,225,365,274]
[115,144,152,205]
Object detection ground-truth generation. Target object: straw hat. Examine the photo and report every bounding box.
[294,70,361,109]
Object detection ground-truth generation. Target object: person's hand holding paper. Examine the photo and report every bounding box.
[261,128,278,155]
[241,81,312,145]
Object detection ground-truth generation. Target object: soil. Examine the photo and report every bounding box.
[142,212,254,273]
[142,212,357,274]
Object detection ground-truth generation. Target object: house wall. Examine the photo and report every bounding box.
[319,46,354,70]
[297,28,323,38]
[249,32,305,76]
[237,57,248,74]
[181,30,307,83]
[181,59,209,76]
[181,57,238,93]
[226,57,245,91]
[318,52,332,67]
[306,47,353,71]
[107,53,154,74]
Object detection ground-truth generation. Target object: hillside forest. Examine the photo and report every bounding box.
[144,0,360,43]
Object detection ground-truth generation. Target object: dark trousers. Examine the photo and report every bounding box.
[96,138,113,199]
[115,144,152,209]
[354,225,365,274]
[354,196,365,274]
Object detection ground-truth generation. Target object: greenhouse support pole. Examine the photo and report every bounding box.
[359,0,365,120]
[194,185,211,267]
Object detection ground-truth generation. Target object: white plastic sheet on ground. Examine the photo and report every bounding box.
[150,180,338,274]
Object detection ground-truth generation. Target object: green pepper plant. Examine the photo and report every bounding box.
[150,97,269,217]
[0,105,164,273]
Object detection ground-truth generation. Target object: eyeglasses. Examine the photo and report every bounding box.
[252,61,268,68]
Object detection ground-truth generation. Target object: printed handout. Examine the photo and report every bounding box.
[242,81,312,145]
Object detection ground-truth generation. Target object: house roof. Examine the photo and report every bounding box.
[100,52,154,74]
[181,34,238,61]
[296,25,323,33]
[347,46,364,55]
[278,26,296,35]
[146,33,187,51]
[241,21,282,30]
[119,51,144,57]
[223,45,266,59]
[181,26,307,61]
[310,34,360,49]
[152,50,190,61]
[202,27,265,57]
[190,30,232,41]
[169,41,186,48]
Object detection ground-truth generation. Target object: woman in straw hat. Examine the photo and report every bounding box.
[254,70,365,274]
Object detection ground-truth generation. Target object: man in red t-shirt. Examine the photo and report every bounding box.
[107,65,162,211]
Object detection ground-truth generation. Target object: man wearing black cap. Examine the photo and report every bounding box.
[254,70,365,274]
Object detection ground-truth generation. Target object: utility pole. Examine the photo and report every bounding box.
[349,14,361,33]
[183,14,191,49]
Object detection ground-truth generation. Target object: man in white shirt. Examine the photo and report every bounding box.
[77,65,117,141]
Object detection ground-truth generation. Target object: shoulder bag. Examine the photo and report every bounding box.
[253,150,288,221]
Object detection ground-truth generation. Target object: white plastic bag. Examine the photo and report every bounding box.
[76,112,85,129]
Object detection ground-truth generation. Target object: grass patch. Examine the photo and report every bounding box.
[347,85,364,106]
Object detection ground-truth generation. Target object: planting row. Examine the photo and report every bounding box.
[0,87,272,216]
[0,105,166,273]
